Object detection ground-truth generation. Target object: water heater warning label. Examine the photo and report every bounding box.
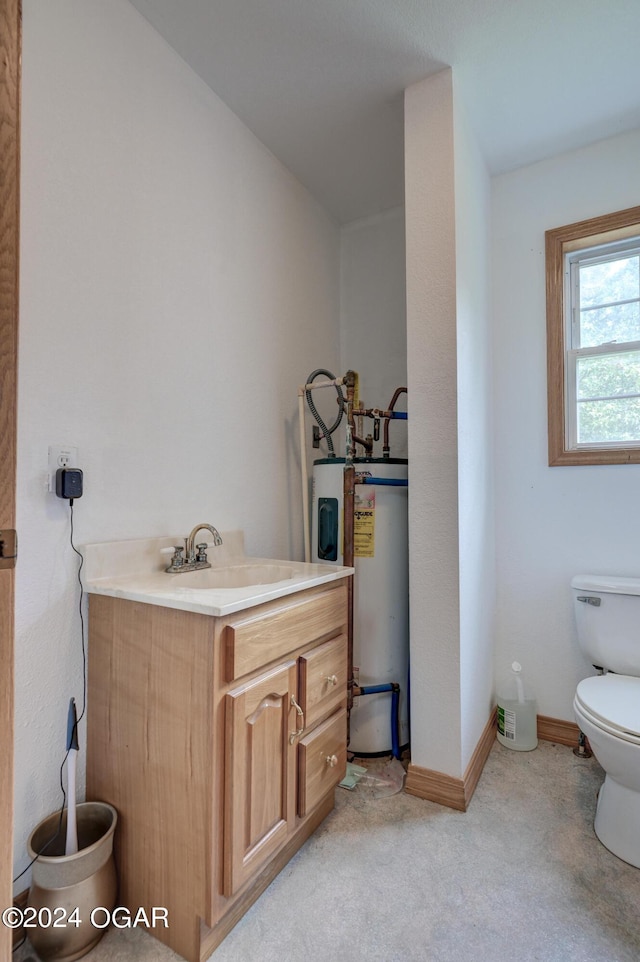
[354,489,375,557]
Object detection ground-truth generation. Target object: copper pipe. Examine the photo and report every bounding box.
[352,433,374,455]
[345,480,355,719]
[388,386,408,411]
[352,406,397,419]
[343,371,357,720]
[383,386,407,456]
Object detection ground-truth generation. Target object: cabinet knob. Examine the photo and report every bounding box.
[325,754,338,768]
[325,674,338,687]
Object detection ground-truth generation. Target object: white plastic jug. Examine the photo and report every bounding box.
[496,661,538,751]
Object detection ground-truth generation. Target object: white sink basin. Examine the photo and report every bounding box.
[172,563,297,589]
[83,532,354,616]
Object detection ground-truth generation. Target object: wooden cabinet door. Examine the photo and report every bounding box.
[223,661,297,896]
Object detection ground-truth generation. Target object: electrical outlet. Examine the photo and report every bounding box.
[47,445,78,492]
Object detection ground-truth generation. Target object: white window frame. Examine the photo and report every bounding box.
[564,238,640,451]
[546,206,640,466]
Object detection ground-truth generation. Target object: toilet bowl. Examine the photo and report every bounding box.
[572,574,640,868]
[573,674,640,867]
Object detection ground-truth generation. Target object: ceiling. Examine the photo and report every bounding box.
[129,0,640,224]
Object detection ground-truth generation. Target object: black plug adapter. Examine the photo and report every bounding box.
[56,467,83,501]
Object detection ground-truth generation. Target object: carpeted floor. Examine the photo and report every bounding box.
[16,740,640,961]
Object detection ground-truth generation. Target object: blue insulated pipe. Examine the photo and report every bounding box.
[355,683,401,759]
[356,477,408,487]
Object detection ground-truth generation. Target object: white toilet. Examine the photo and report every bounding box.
[572,574,640,868]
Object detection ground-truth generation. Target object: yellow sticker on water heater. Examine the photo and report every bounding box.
[354,509,375,557]
[354,486,375,558]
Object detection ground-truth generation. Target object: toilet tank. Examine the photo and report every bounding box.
[572,574,640,675]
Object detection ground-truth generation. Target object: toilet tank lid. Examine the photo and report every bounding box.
[572,574,640,596]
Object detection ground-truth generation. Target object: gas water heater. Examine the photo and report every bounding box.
[312,456,409,755]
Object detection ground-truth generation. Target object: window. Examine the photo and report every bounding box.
[546,206,640,465]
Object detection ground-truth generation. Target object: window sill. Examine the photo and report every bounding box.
[548,446,640,466]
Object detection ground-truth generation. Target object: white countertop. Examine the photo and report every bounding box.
[84,531,353,617]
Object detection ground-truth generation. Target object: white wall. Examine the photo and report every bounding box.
[492,128,640,721]
[453,85,495,767]
[14,0,340,883]
[340,208,407,456]
[405,70,461,777]
[405,69,495,779]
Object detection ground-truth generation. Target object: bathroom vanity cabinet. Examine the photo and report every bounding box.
[86,579,349,962]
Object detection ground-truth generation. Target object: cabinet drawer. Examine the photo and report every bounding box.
[224,583,347,681]
[298,708,347,818]
[298,633,347,730]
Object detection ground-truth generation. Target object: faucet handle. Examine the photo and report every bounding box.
[167,545,185,570]
[195,543,209,564]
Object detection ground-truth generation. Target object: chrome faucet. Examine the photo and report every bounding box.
[166,523,223,573]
